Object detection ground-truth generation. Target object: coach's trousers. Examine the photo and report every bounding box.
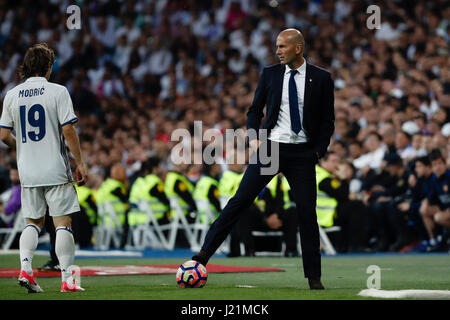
[201,141,321,279]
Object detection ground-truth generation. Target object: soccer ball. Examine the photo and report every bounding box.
[176,260,208,288]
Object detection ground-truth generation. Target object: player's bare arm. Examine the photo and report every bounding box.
[0,128,16,150]
[62,123,88,186]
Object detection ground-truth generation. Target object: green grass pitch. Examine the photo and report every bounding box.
[0,253,449,300]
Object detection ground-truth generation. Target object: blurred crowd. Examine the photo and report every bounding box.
[0,0,449,254]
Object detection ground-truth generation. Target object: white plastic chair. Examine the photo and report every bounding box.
[296,224,340,256]
[0,209,26,250]
[192,199,219,251]
[165,197,198,251]
[130,200,172,250]
[95,201,123,250]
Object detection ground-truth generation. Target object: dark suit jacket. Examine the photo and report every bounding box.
[246,63,335,159]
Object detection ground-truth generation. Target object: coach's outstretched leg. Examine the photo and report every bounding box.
[193,160,276,265]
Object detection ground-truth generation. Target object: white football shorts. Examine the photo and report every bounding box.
[21,183,80,219]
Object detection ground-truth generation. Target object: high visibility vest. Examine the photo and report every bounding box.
[165,171,195,214]
[281,176,295,210]
[267,175,279,198]
[315,165,338,227]
[193,175,220,223]
[218,170,243,197]
[128,174,168,226]
[254,175,279,212]
[96,178,128,227]
[129,177,146,203]
[75,185,96,225]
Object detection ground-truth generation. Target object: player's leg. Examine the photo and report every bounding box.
[38,209,60,271]
[46,183,83,292]
[18,187,47,293]
[53,214,77,287]
[20,217,45,274]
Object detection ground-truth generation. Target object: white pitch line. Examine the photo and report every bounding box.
[236,285,257,288]
[358,288,450,299]
[1,249,143,257]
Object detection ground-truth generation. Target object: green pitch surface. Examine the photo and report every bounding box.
[0,254,449,300]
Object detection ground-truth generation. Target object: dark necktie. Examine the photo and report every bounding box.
[289,69,301,134]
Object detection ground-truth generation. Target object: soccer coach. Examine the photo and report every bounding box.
[192,28,335,290]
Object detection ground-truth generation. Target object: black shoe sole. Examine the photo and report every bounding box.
[18,279,40,293]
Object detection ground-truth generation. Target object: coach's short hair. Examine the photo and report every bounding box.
[19,43,55,79]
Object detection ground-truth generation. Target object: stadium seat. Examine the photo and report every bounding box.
[95,201,123,250]
[190,198,230,254]
[297,225,341,256]
[251,230,285,257]
[0,209,25,250]
[319,225,340,255]
[131,200,172,250]
[192,199,216,250]
[249,223,340,257]
[165,197,199,251]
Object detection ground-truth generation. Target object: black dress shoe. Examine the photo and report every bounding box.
[191,250,209,266]
[284,250,299,257]
[244,249,255,257]
[308,278,325,290]
[37,260,60,272]
[226,252,241,258]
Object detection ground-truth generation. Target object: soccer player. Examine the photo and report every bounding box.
[0,43,87,293]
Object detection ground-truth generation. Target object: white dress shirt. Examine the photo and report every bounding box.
[268,60,308,144]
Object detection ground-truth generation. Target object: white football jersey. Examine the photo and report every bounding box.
[0,77,78,187]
